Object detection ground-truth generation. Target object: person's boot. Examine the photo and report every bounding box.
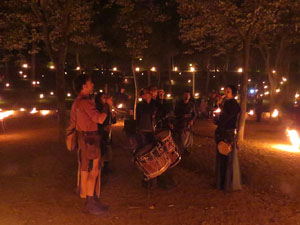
[83,196,108,215]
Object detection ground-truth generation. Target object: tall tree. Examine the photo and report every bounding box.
[177,0,270,141]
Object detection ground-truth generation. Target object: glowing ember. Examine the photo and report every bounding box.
[0,110,14,120]
[286,129,300,151]
[117,104,123,109]
[30,108,38,114]
[20,108,26,112]
[5,83,10,87]
[195,93,199,97]
[50,92,54,96]
[271,109,279,118]
[248,109,254,116]
[39,93,44,99]
[40,110,50,116]
[67,93,71,97]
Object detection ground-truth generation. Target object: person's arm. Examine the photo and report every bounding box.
[80,99,107,124]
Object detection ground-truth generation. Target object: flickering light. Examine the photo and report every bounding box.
[188,79,191,83]
[124,78,128,83]
[189,63,193,67]
[195,93,199,97]
[280,81,284,85]
[166,93,171,98]
[276,89,280,93]
[67,93,71,97]
[39,93,44,99]
[99,89,103,93]
[173,66,178,72]
[135,67,140,72]
[264,85,268,89]
[287,129,300,151]
[150,67,156,72]
[264,91,269,95]
[282,77,287,82]
[40,110,50,116]
[5,83,10,87]
[50,92,54,96]
[271,109,279,118]
[30,108,38,114]
[237,68,243,73]
[65,72,67,75]
[235,96,238,100]
[139,58,142,61]
[76,66,80,71]
[117,104,123,109]
[20,108,26,112]
[0,110,14,120]
[32,81,36,85]
[260,94,263,97]
[220,87,224,91]
[248,79,252,82]
[22,63,28,68]
[170,80,174,85]
[50,65,55,70]
[19,71,23,74]
[190,67,195,72]
[36,81,40,85]
[23,75,27,78]
[179,72,182,75]
[248,109,254,116]
[296,93,299,98]
[272,70,276,74]
[113,67,117,71]
[138,97,142,102]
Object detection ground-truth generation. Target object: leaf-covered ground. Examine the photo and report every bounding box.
[1,116,300,225]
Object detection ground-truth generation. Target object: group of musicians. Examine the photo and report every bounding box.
[67,74,241,215]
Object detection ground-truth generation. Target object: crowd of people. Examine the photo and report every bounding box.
[66,74,242,215]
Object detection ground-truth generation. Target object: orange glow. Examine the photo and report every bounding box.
[0,110,14,120]
[271,109,279,118]
[287,129,300,150]
[40,110,50,116]
[30,108,38,114]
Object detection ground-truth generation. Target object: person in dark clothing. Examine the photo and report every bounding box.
[255,98,263,122]
[155,89,172,130]
[136,88,156,150]
[95,93,116,173]
[174,91,197,156]
[215,85,241,191]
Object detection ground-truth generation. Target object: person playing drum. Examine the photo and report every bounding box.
[174,91,197,156]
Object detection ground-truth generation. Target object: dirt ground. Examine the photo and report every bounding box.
[1,115,300,225]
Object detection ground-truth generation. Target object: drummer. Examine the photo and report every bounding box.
[136,88,156,150]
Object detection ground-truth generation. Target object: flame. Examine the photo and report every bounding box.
[287,129,300,150]
[214,108,221,113]
[271,109,279,118]
[40,110,50,116]
[117,103,123,109]
[248,109,254,116]
[0,110,14,120]
[30,108,38,114]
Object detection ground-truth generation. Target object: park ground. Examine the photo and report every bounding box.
[1,115,300,225]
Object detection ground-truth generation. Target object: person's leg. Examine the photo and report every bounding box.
[87,157,100,197]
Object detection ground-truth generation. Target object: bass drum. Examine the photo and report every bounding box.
[155,130,181,168]
[133,143,171,179]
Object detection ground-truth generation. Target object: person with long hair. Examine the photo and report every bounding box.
[215,85,241,191]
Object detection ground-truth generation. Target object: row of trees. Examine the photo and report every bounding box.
[0,0,299,141]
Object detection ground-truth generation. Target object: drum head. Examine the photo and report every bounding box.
[218,141,231,156]
[156,130,170,141]
[135,144,155,157]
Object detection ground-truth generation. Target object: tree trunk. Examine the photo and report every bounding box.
[55,50,67,142]
[168,56,172,92]
[237,38,250,142]
[147,70,151,86]
[31,42,37,81]
[266,54,277,111]
[4,60,9,82]
[205,57,211,95]
[131,60,138,120]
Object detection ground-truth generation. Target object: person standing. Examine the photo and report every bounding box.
[174,91,197,156]
[67,74,108,215]
[215,85,241,191]
[95,93,116,173]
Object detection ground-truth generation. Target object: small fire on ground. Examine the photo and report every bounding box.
[272,129,300,153]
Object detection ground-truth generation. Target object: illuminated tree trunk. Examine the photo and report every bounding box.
[131,60,138,120]
[237,38,250,142]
